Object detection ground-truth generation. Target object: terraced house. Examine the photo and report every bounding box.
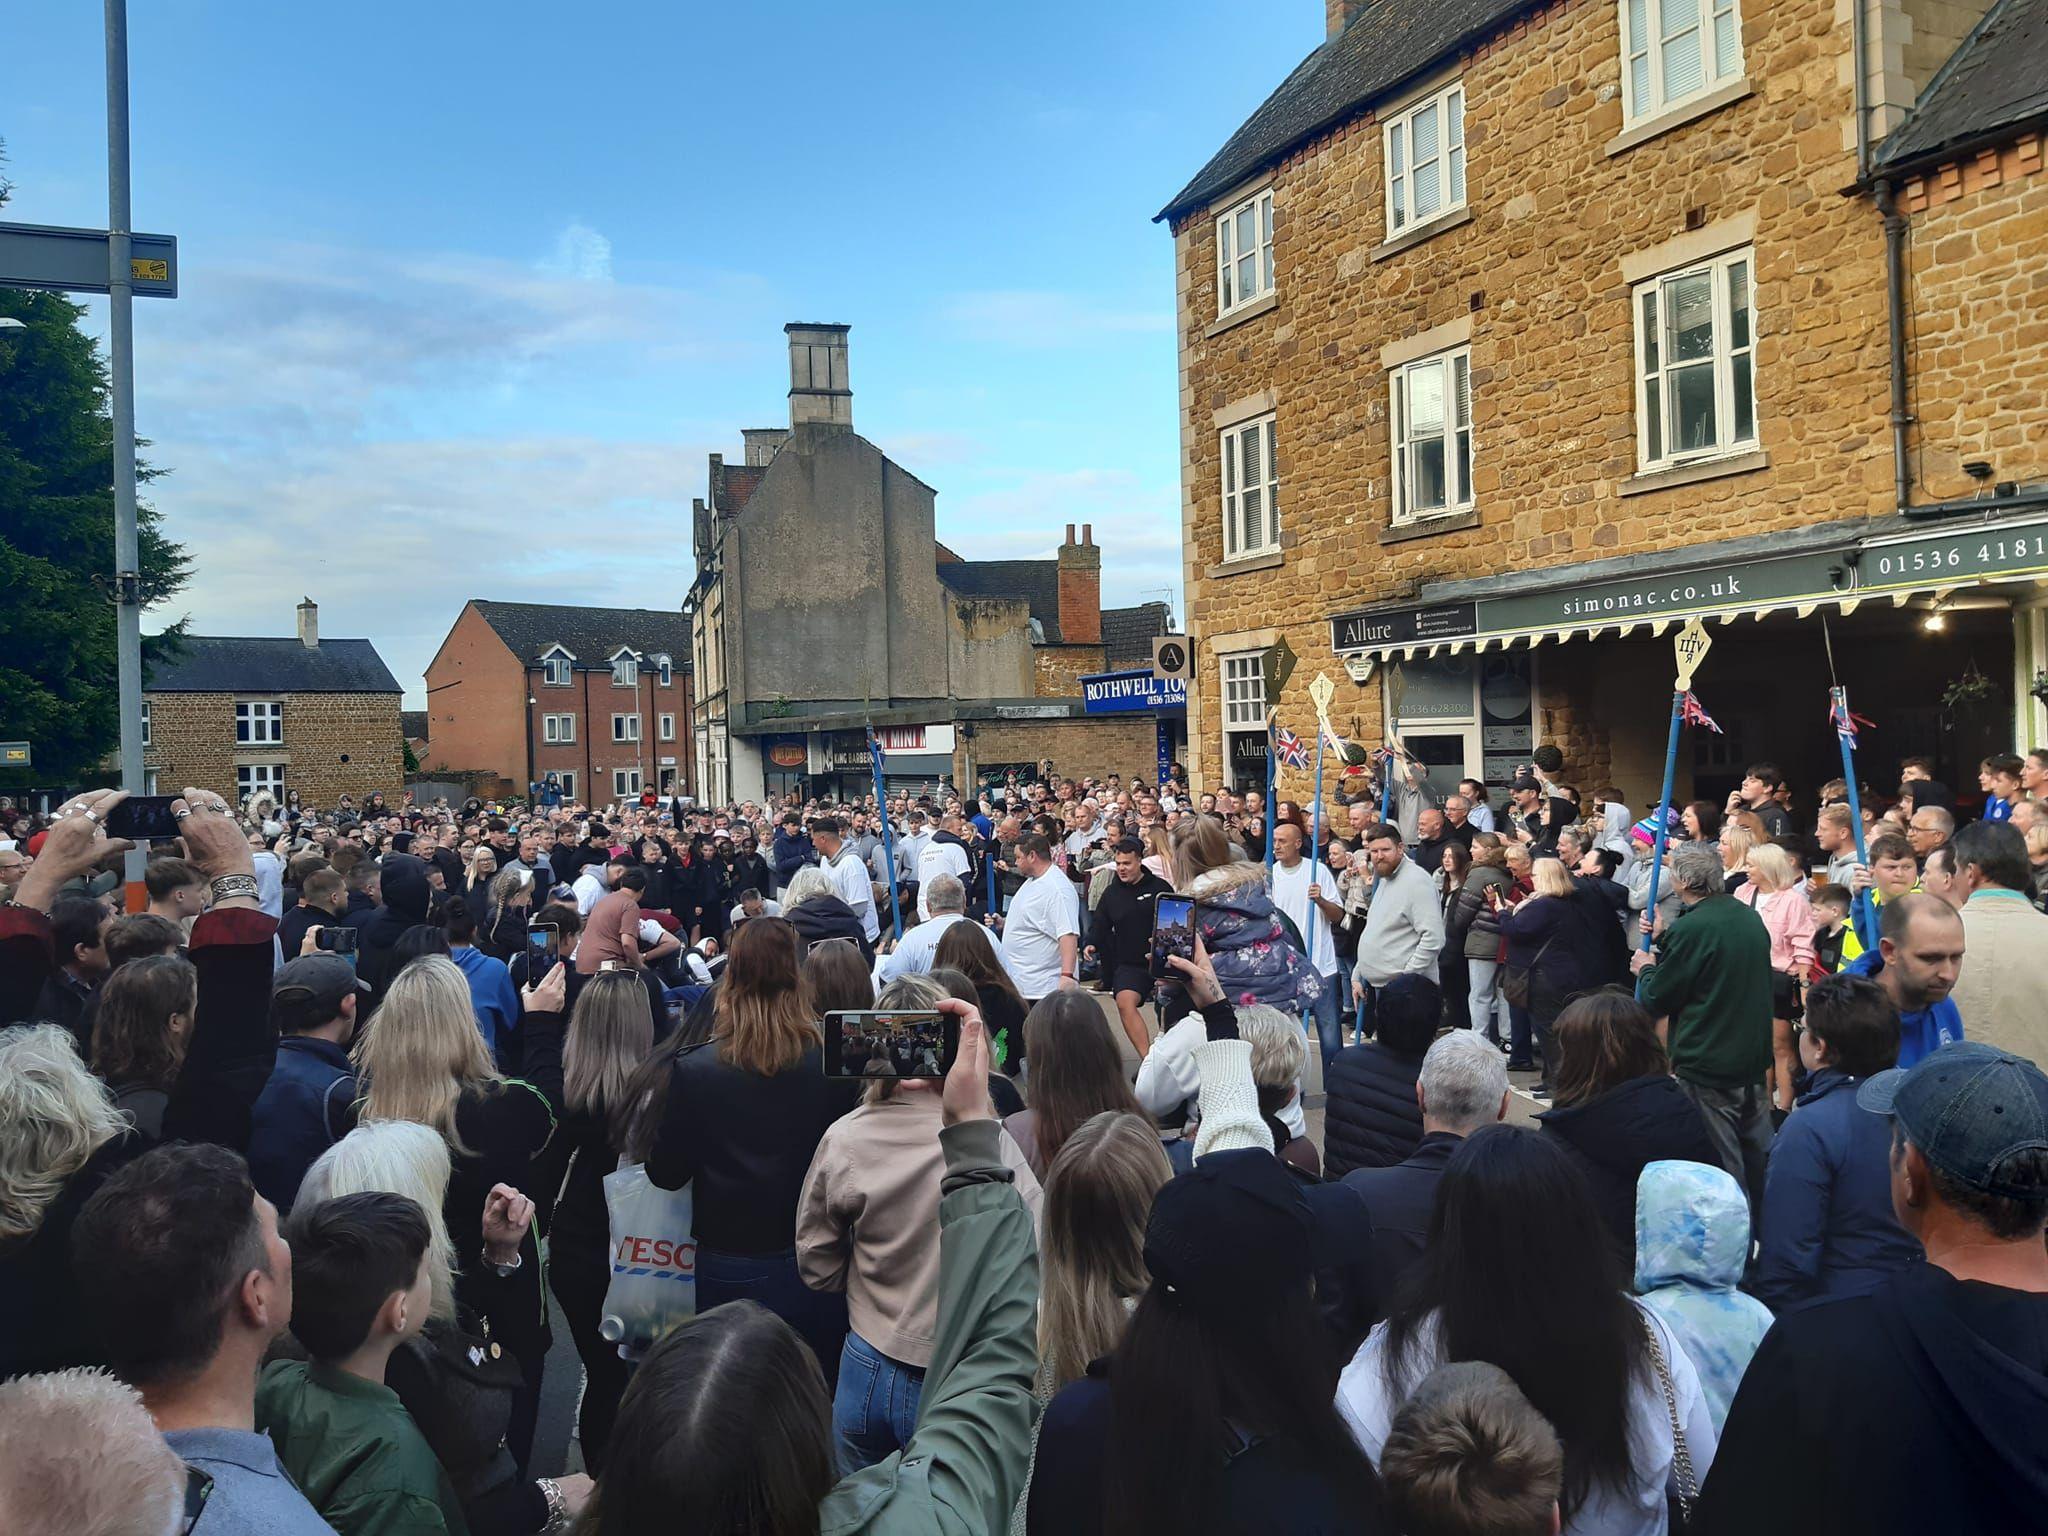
[1161,0,2048,806]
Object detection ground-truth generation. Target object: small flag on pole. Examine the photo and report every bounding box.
[1275,726,1311,770]
[1679,692,1724,734]
[1828,687,1876,745]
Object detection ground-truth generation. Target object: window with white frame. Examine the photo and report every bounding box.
[542,713,576,744]
[237,763,286,800]
[1621,0,1743,124]
[1222,654,1268,730]
[1384,84,1465,236]
[554,771,576,802]
[1214,188,1275,316]
[613,768,642,798]
[1391,348,1474,522]
[140,699,151,747]
[659,713,676,741]
[612,714,641,743]
[610,651,638,688]
[656,655,673,688]
[1220,414,1280,561]
[235,700,283,745]
[1633,249,1756,471]
[542,649,573,687]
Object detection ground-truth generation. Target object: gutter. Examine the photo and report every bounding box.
[1873,178,1916,518]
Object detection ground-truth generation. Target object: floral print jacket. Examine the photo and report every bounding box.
[1185,861,1325,1015]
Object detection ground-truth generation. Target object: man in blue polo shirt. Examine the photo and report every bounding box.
[1846,892,1964,1068]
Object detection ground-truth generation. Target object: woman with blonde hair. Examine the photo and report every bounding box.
[1141,823,1173,883]
[1718,821,1760,897]
[1493,858,1609,1095]
[647,916,861,1380]
[1036,1110,1170,1396]
[299,1121,591,1531]
[483,864,534,959]
[355,954,563,1465]
[89,952,198,1138]
[798,974,1041,1473]
[1736,840,1818,1112]
[542,969,657,1471]
[0,1024,136,1377]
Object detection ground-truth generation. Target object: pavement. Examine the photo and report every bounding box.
[524,987,1547,1478]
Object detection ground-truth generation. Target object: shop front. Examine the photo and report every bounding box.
[1079,668,1187,790]
[1330,508,2048,809]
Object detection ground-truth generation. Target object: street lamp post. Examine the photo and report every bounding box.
[105,0,147,908]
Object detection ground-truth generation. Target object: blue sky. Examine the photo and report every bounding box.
[5,1,1319,704]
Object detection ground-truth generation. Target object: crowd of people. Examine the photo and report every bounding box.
[0,737,2044,1535]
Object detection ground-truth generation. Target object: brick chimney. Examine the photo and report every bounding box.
[786,323,852,429]
[1325,0,1366,39]
[296,597,318,649]
[1056,524,1101,647]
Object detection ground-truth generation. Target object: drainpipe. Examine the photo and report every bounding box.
[1874,178,1914,514]
[1850,0,1870,180]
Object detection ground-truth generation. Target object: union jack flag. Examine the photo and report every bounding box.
[1274,726,1311,770]
[1680,692,1724,734]
[1829,687,1876,745]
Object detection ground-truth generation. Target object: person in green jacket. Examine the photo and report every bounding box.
[257,1192,470,1536]
[584,1001,1040,1536]
[1631,841,1775,1216]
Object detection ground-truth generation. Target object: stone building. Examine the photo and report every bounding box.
[142,600,403,807]
[423,602,694,804]
[688,323,1172,804]
[1158,0,2048,807]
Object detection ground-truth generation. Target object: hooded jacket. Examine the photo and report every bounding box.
[1184,862,1323,1015]
[1322,1042,1425,1181]
[1633,1159,1774,1435]
[1537,1072,1722,1260]
[356,854,433,1005]
[773,826,818,887]
[789,892,876,966]
[1695,1262,2048,1535]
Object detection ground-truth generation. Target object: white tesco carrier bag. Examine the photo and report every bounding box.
[599,1161,696,1361]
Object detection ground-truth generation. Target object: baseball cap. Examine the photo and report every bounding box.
[1858,1042,2048,1200]
[1143,1149,1313,1312]
[1509,773,1542,795]
[271,954,371,1030]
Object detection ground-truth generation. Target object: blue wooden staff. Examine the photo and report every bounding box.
[1638,620,1714,999]
[1264,714,1278,871]
[1832,686,1879,952]
[866,726,904,941]
[985,828,999,920]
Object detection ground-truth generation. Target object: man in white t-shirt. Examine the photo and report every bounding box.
[915,809,973,921]
[813,816,880,943]
[879,874,968,984]
[1269,821,1346,1068]
[573,856,620,917]
[999,832,1080,1002]
[894,812,931,909]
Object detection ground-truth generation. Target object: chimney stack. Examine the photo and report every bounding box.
[296,597,319,649]
[1056,524,1102,648]
[741,427,791,466]
[1325,0,1366,39]
[785,323,852,429]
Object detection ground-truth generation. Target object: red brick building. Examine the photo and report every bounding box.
[423,601,694,804]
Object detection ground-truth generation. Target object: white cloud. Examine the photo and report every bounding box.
[540,220,614,283]
[938,290,1171,349]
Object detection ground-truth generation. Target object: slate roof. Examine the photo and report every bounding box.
[401,710,428,740]
[147,637,401,695]
[1157,0,1538,222]
[1873,0,2048,174]
[1102,601,1174,668]
[470,601,693,667]
[937,560,1066,643]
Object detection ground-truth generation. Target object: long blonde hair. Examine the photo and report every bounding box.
[713,917,820,1076]
[0,1026,127,1243]
[564,970,655,1117]
[1720,824,1758,872]
[354,956,501,1152]
[1744,842,1800,895]
[1531,857,1574,900]
[297,1121,459,1324]
[1037,1110,1170,1394]
[1168,815,1231,889]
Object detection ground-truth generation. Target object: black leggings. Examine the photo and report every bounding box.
[548,1235,632,1475]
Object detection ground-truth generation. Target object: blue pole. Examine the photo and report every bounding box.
[1264,719,1278,872]
[868,732,904,941]
[1379,749,1394,826]
[1834,688,1878,952]
[1308,725,1327,1043]
[1635,692,1685,997]
[985,829,998,920]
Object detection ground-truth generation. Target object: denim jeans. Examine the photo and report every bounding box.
[695,1246,849,1386]
[833,1328,926,1476]
[1468,957,1506,1042]
[1309,969,1342,1070]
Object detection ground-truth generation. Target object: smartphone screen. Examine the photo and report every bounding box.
[823,1009,957,1080]
[317,926,359,956]
[101,795,182,842]
[526,921,558,980]
[1151,895,1196,978]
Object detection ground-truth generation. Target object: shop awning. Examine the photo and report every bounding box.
[1330,508,2048,662]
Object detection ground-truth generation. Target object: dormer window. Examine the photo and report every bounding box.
[610,649,640,688]
[541,646,574,687]
[654,653,674,689]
